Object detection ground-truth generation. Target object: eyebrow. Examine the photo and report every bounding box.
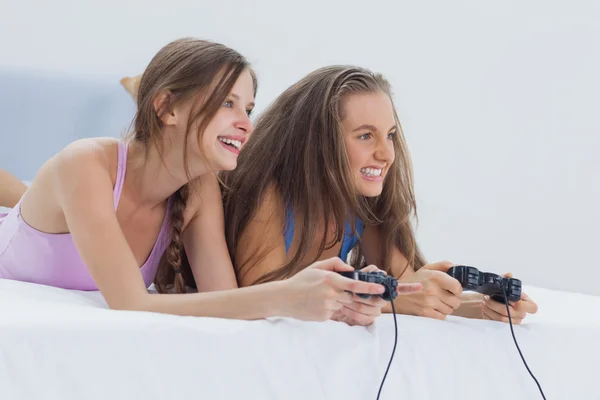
[230,93,255,108]
[352,124,398,133]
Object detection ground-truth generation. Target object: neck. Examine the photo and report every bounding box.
[124,138,209,207]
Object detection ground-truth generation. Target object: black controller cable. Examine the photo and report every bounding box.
[499,283,547,400]
[376,294,397,400]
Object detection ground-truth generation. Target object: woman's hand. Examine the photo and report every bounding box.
[331,265,422,326]
[482,273,538,324]
[281,258,388,322]
[330,294,385,326]
[395,261,463,320]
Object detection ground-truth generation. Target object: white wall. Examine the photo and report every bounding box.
[1,0,599,295]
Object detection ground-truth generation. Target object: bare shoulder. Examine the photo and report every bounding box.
[53,137,120,185]
[41,138,121,202]
[33,138,119,183]
[20,138,121,232]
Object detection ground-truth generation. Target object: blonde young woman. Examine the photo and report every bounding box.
[220,66,538,326]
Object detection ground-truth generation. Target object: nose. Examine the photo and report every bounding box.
[375,137,395,164]
[234,112,254,135]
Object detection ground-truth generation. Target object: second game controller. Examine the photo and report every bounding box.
[447,265,522,304]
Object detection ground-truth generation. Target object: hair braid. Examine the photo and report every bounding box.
[154,184,190,293]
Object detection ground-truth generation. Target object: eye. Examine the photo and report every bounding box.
[387,131,397,140]
[358,132,372,140]
[246,108,253,117]
[224,100,233,108]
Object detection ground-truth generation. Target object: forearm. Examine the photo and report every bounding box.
[132,280,289,320]
[451,292,484,319]
[382,292,484,317]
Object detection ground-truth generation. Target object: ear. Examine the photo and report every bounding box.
[153,91,177,126]
[120,74,142,102]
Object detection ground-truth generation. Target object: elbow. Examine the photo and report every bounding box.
[104,292,152,313]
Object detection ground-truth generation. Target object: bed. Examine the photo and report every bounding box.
[1,278,597,400]
[1,68,597,400]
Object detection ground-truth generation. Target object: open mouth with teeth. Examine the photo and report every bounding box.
[360,167,383,181]
[218,137,242,154]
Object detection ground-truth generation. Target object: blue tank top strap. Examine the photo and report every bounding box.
[283,206,295,253]
[283,205,363,261]
[340,218,364,262]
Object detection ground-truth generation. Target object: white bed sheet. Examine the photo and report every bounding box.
[1,279,598,400]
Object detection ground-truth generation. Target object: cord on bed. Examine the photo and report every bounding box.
[376,299,397,400]
[501,285,547,400]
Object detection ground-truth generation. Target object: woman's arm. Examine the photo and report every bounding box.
[182,174,238,292]
[0,168,27,208]
[233,187,415,325]
[52,143,384,320]
[50,142,286,318]
[361,226,538,323]
[361,225,462,319]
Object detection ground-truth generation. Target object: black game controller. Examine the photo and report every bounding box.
[338,270,399,302]
[447,265,522,304]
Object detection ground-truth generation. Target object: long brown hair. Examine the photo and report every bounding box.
[129,37,257,293]
[221,65,425,285]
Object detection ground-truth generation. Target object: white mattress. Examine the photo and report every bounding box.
[0,279,598,400]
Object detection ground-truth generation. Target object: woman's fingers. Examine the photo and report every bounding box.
[423,308,448,320]
[336,291,354,305]
[346,297,384,317]
[352,294,386,307]
[339,306,376,326]
[484,296,527,319]
[517,293,539,314]
[482,305,523,324]
[440,290,462,310]
[432,297,455,316]
[397,283,423,294]
[360,264,386,274]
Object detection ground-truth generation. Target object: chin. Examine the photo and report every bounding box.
[361,191,383,198]
[211,153,239,171]
[357,185,383,197]
[214,161,237,172]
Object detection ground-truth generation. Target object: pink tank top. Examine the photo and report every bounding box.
[0,141,172,291]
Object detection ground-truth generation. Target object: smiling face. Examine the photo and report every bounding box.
[341,91,397,197]
[200,68,255,171]
[168,68,256,173]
